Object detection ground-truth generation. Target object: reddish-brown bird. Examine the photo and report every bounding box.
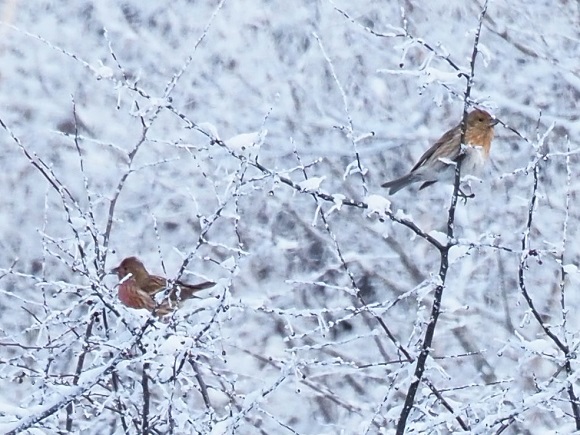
[381,109,498,194]
[112,256,215,315]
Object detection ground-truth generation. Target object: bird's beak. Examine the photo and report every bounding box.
[491,118,500,126]
[109,266,119,275]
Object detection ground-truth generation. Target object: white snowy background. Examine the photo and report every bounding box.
[0,0,579,433]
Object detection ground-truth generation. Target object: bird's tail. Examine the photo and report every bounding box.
[173,281,216,300]
[381,173,420,194]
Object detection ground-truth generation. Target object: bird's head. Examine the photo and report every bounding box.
[465,109,498,150]
[111,257,149,282]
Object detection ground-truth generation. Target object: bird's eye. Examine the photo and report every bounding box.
[478,117,484,122]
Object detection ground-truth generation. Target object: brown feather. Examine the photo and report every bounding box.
[381,109,496,194]
[113,256,216,315]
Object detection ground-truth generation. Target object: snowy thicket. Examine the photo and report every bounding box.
[0,0,579,433]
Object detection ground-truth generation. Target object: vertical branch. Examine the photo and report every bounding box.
[447,0,490,238]
[397,2,489,433]
[101,113,149,260]
[517,144,580,429]
[559,139,572,329]
[559,140,580,427]
[292,144,468,431]
[189,358,213,410]
[65,313,97,432]
[141,362,151,435]
[101,309,129,432]
[110,371,129,433]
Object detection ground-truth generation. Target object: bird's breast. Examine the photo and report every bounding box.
[461,145,488,175]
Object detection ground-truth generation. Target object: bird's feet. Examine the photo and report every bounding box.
[458,188,475,204]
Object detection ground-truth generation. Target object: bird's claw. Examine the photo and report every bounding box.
[458,188,475,204]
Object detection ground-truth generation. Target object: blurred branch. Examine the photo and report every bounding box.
[331,2,467,77]
[162,0,228,98]
[241,346,374,424]
[71,98,100,275]
[0,118,88,256]
[313,32,368,196]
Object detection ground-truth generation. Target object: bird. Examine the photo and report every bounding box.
[112,256,215,315]
[381,109,498,194]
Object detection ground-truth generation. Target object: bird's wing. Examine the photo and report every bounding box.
[411,126,460,172]
[142,275,166,295]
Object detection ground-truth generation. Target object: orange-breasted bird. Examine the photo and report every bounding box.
[112,256,215,315]
[381,109,498,194]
